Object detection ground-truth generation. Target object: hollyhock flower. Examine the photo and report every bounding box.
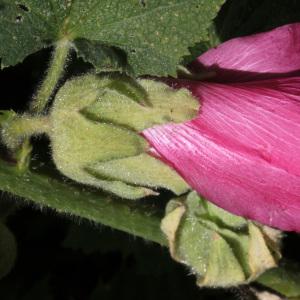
[143,23,300,232]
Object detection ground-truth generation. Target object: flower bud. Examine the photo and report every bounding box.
[161,192,281,287]
[47,74,198,199]
[143,23,300,232]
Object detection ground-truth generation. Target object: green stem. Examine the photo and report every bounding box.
[31,39,71,113]
[0,158,167,245]
[1,115,50,149]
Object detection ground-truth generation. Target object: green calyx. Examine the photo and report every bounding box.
[1,75,199,199]
[161,192,282,287]
[82,77,199,131]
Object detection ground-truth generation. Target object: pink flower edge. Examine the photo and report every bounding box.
[143,23,300,232]
[191,23,300,82]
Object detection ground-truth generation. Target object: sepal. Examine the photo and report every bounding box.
[82,77,198,131]
[48,75,197,199]
[161,192,281,287]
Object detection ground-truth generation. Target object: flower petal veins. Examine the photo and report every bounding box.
[143,23,300,231]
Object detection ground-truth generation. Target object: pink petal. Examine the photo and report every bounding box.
[143,77,300,231]
[190,77,300,177]
[191,23,300,82]
[143,123,300,232]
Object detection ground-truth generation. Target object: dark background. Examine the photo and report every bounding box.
[1,0,300,299]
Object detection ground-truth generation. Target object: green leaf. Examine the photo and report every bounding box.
[74,39,127,73]
[0,0,224,75]
[0,158,166,245]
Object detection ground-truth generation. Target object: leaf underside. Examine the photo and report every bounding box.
[0,0,224,75]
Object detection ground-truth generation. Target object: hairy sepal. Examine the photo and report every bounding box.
[161,192,281,287]
[48,75,197,199]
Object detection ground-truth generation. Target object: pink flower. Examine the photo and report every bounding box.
[143,23,300,232]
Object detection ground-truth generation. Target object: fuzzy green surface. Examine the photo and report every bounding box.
[88,154,189,195]
[162,192,279,287]
[84,79,199,131]
[48,75,192,199]
[0,158,166,245]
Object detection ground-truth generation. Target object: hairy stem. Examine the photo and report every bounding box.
[1,115,50,150]
[0,158,167,245]
[31,39,71,113]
